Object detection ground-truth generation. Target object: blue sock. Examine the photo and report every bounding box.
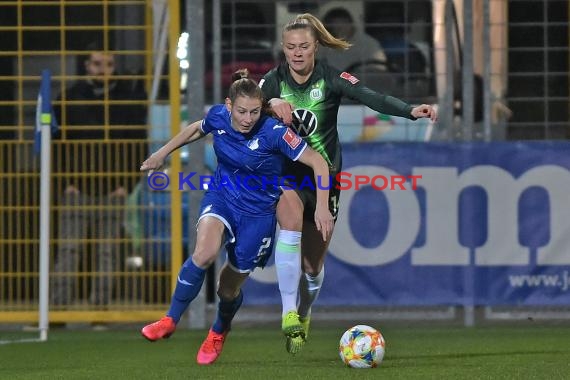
[166,259,206,324]
[212,290,243,334]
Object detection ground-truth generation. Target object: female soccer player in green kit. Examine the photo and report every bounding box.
[260,13,438,354]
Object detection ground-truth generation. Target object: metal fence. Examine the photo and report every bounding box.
[0,0,176,324]
[202,0,567,141]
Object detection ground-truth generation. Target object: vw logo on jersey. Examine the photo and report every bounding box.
[310,88,322,101]
[291,109,318,137]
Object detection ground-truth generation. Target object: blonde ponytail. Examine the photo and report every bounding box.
[283,13,351,51]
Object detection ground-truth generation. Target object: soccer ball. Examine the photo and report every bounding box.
[338,325,385,368]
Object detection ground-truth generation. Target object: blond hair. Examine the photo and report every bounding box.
[283,13,351,50]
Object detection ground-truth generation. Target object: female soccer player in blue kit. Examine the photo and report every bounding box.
[139,70,334,365]
[261,13,438,353]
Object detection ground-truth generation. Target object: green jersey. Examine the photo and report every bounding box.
[260,60,416,174]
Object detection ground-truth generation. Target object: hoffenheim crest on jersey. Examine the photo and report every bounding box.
[247,138,259,150]
[291,109,318,137]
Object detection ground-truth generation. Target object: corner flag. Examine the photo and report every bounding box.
[34,69,58,155]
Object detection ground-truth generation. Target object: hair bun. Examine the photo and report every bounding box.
[231,68,250,82]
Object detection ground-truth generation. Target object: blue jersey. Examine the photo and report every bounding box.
[201,104,307,215]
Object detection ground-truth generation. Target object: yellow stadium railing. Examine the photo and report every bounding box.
[0,0,182,324]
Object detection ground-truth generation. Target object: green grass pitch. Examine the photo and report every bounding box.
[1,324,569,379]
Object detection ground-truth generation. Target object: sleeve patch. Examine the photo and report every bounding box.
[340,72,360,85]
[282,128,302,149]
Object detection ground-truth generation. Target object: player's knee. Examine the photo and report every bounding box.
[191,249,217,268]
[277,195,303,230]
[216,286,240,301]
[277,210,303,230]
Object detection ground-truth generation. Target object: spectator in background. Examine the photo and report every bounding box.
[52,41,147,314]
[318,7,387,71]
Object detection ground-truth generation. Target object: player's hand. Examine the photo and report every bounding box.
[411,104,438,122]
[314,208,335,242]
[140,153,166,174]
[269,98,294,125]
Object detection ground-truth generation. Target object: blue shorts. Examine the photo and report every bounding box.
[198,191,276,273]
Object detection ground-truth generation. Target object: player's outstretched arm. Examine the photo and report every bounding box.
[297,148,334,241]
[140,119,205,172]
[337,74,438,122]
